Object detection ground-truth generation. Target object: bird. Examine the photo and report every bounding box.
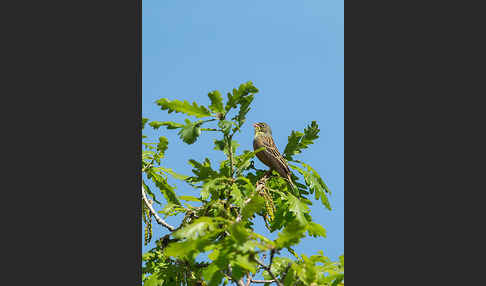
[253,122,296,190]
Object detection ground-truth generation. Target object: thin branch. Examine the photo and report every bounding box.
[254,257,283,286]
[245,273,252,286]
[142,159,155,173]
[141,185,175,231]
[250,279,276,284]
[227,134,235,177]
[269,249,275,271]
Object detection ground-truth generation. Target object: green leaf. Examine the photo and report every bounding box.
[218,120,233,135]
[172,217,222,240]
[283,121,320,161]
[214,139,239,156]
[149,121,184,130]
[156,98,211,118]
[144,274,163,286]
[300,256,318,285]
[234,94,254,128]
[241,194,265,220]
[200,177,228,200]
[234,254,257,273]
[188,158,219,183]
[202,263,223,286]
[269,257,294,278]
[208,90,224,114]
[307,221,327,238]
[289,163,331,210]
[229,222,250,244]
[157,136,168,156]
[331,273,344,286]
[178,119,202,144]
[178,195,202,202]
[287,194,310,226]
[142,117,149,130]
[164,239,196,259]
[275,221,307,249]
[159,202,186,217]
[225,81,258,112]
[235,176,255,194]
[234,147,265,175]
[147,171,181,205]
[230,184,244,207]
[157,167,188,180]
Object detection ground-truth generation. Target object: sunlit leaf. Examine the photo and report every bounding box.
[241,194,265,220]
[188,158,219,183]
[146,171,181,205]
[208,90,224,114]
[156,98,211,118]
[234,147,265,175]
[283,121,320,161]
[289,163,331,210]
[200,177,228,200]
[218,120,233,135]
[172,217,222,240]
[142,117,149,130]
[287,194,310,226]
[307,221,327,238]
[156,136,168,157]
[178,119,202,144]
[149,121,184,130]
[275,221,307,249]
[178,195,202,202]
[214,139,239,157]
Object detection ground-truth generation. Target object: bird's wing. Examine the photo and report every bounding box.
[260,135,291,174]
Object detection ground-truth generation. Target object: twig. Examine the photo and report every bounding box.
[141,185,175,231]
[245,273,252,286]
[269,249,275,271]
[250,279,276,284]
[254,257,283,286]
[227,134,235,177]
[142,159,155,173]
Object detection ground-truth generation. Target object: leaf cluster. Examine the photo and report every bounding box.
[141,82,342,285]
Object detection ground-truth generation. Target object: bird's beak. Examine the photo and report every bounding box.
[252,123,257,128]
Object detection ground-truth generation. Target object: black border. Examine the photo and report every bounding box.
[4,0,142,284]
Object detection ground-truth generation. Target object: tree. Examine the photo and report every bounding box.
[142,82,344,286]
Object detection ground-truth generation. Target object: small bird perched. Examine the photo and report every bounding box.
[253,122,296,190]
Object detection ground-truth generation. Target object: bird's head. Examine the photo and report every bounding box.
[253,122,272,135]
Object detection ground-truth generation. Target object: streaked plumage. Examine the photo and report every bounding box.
[253,122,296,190]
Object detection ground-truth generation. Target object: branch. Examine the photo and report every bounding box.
[141,185,175,231]
[269,249,275,270]
[250,279,276,284]
[254,256,283,286]
[226,134,235,177]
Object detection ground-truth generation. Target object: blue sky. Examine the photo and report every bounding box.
[142,0,343,261]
